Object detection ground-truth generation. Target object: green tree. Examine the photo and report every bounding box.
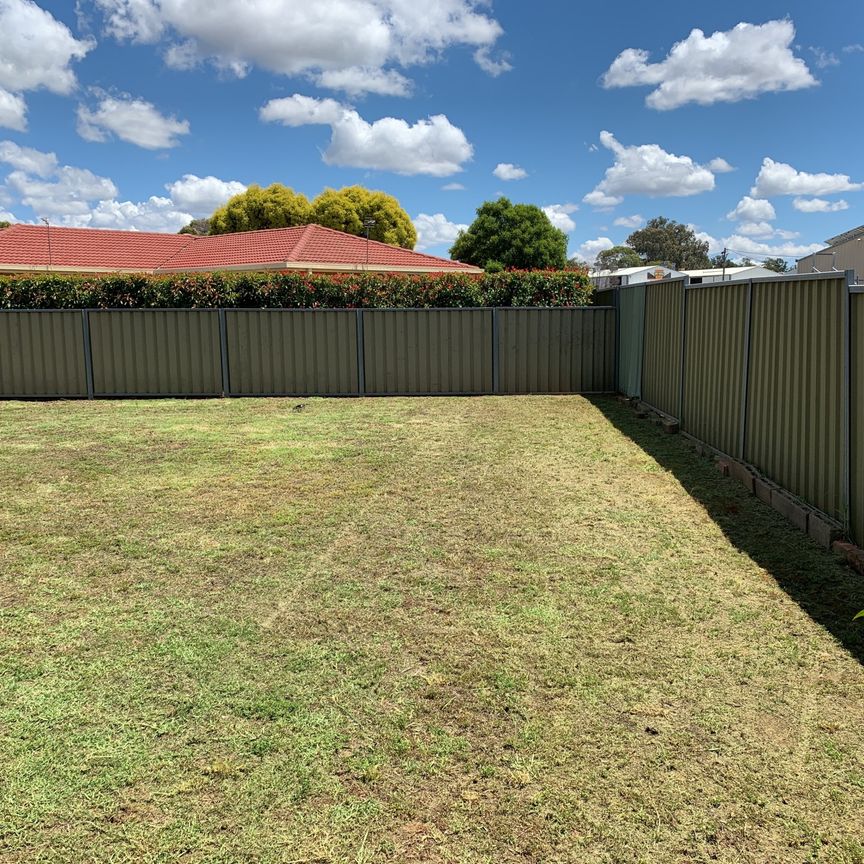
[762,257,789,273]
[450,197,568,270]
[594,245,642,271]
[626,217,710,270]
[310,186,416,249]
[0,220,10,230]
[178,218,211,236]
[209,184,312,234]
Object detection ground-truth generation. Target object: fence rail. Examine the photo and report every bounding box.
[0,306,617,401]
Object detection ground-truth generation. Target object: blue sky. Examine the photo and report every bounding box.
[0,0,862,263]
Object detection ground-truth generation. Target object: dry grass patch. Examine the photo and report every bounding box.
[1,396,863,863]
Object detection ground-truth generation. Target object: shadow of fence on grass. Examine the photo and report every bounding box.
[590,395,864,666]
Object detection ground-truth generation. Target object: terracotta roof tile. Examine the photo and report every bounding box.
[0,223,480,274]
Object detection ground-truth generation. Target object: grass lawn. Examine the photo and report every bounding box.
[1,395,864,863]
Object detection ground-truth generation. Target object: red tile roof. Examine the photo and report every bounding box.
[0,224,194,271]
[0,223,480,274]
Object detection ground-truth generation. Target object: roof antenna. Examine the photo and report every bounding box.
[41,217,52,272]
[363,218,376,266]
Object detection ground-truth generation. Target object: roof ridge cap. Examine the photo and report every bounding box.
[285,223,316,262]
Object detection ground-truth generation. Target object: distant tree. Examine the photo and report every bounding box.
[626,217,710,270]
[709,253,730,268]
[594,245,642,272]
[209,184,312,234]
[566,256,589,271]
[178,218,211,236]
[0,220,10,230]
[450,197,568,270]
[310,186,416,249]
[763,257,789,273]
[739,257,756,267]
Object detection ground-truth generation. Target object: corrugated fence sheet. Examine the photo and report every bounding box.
[226,310,358,396]
[497,308,615,393]
[745,275,846,522]
[618,285,644,398]
[0,310,87,397]
[851,293,864,544]
[683,282,748,458]
[89,309,222,396]
[363,308,493,395]
[641,279,684,418]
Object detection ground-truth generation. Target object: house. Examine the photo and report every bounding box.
[590,265,684,290]
[0,223,482,275]
[797,225,864,281]
[681,265,775,284]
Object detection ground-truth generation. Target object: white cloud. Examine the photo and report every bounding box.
[0,209,15,222]
[493,162,527,181]
[0,0,93,94]
[577,236,614,265]
[413,212,467,251]
[0,142,237,231]
[6,166,118,218]
[810,47,839,68]
[165,174,247,217]
[442,182,465,191]
[602,20,816,110]
[793,197,850,213]
[737,221,776,238]
[708,158,735,173]
[844,44,864,54]
[692,229,724,257]
[542,203,577,233]
[613,214,643,228]
[260,94,472,176]
[63,196,194,232]
[727,195,776,222]
[0,88,27,131]
[77,94,191,149]
[583,131,716,208]
[473,46,511,76]
[315,66,412,97]
[724,234,824,259]
[751,157,863,197]
[0,140,58,176]
[93,0,507,93]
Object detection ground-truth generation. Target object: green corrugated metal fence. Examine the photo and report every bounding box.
[683,282,748,458]
[850,293,864,545]
[497,308,615,394]
[0,305,617,400]
[618,284,645,398]
[641,278,684,418]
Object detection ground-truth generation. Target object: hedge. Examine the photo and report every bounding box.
[0,269,592,309]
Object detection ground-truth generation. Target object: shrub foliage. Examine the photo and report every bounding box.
[0,269,591,310]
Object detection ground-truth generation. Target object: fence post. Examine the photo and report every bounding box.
[356,309,366,396]
[218,309,230,397]
[81,309,94,399]
[738,280,754,461]
[843,270,854,535]
[678,278,688,423]
[491,307,500,394]
[613,288,620,393]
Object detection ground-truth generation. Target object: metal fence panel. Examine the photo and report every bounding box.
[618,285,644,398]
[363,308,493,395]
[642,279,684,418]
[593,288,616,307]
[851,293,864,544]
[498,307,615,393]
[225,310,358,396]
[0,311,87,397]
[745,276,845,521]
[683,283,748,457]
[89,309,222,396]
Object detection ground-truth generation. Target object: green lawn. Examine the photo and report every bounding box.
[1,396,863,863]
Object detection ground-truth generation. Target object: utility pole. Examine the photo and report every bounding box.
[721,247,727,281]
